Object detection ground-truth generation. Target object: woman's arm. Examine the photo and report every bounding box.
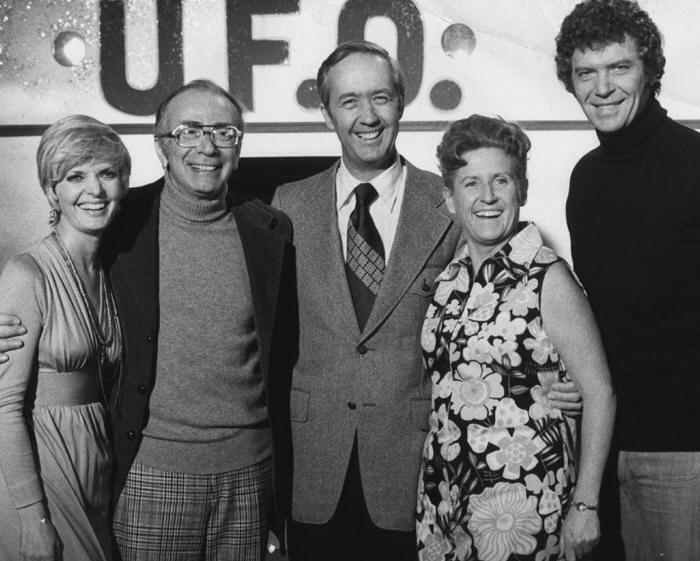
[541,261,616,561]
[0,254,61,560]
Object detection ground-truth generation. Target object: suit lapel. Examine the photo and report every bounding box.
[362,162,453,337]
[234,202,287,378]
[303,165,360,332]
[113,190,160,334]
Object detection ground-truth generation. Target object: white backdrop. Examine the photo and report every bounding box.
[1,0,698,265]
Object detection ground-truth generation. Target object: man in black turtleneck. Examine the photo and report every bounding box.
[556,2,700,560]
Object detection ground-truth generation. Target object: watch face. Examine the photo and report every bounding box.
[575,502,587,512]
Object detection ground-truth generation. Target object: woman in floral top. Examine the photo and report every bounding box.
[416,115,615,561]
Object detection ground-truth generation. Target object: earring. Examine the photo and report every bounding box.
[48,207,61,226]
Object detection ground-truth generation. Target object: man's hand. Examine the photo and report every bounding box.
[0,314,26,363]
[547,379,583,417]
[267,530,281,557]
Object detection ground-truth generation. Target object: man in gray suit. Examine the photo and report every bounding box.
[273,40,579,561]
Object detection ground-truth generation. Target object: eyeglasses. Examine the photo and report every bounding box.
[156,124,243,148]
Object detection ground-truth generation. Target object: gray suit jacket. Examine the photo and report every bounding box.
[273,159,461,531]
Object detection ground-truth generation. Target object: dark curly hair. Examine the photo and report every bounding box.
[555,0,665,95]
[437,115,531,204]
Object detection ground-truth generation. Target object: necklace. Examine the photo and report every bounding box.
[52,231,122,401]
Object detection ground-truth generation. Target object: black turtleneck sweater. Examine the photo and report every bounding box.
[567,99,700,452]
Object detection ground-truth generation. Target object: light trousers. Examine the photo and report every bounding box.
[113,458,272,561]
[618,451,700,561]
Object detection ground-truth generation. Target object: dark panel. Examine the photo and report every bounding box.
[231,156,337,203]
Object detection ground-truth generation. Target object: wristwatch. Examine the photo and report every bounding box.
[574,501,598,512]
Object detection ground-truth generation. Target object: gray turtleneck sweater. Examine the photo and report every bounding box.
[134,182,271,473]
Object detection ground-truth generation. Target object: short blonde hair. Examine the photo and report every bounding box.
[36,115,131,194]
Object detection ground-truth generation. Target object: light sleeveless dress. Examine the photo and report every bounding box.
[416,223,577,561]
[0,232,121,561]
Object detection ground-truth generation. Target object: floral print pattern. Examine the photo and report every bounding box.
[468,482,541,561]
[416,223,576,561]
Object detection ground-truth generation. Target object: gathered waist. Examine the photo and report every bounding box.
[34,370,102,406]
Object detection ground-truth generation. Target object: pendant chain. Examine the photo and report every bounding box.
[52,231,118,370]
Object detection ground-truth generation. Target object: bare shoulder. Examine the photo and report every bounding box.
[541,259,603,358]
[0,253,42,287]
[541,260,587,308]
[0,253,44,314]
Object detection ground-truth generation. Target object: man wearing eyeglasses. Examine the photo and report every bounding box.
[0,80,294,560]
[99,79,295,560]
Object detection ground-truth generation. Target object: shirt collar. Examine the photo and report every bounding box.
[335,154,403,210]
[435,222,543,283]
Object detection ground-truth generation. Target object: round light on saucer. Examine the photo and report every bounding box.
[52,31,86,67]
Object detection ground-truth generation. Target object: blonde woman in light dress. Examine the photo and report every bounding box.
[0,115,129,560]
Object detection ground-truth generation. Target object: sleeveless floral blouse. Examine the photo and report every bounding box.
[416,223,576,561]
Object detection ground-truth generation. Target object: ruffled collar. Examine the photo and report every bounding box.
[436,222,548,283]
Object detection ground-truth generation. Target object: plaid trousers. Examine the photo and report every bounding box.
[113,458,272,561]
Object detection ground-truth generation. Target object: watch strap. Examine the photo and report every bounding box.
[574,501,598,512]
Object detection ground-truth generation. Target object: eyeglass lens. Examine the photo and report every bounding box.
[177,126,239,147]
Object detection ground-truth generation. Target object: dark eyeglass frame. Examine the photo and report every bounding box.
[155,124,243,148]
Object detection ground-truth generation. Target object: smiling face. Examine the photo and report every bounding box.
[571,34,650,133]
[155,88,242,199]
[444,147,522,266]
[320,52,402,181]
[48,159,127,238]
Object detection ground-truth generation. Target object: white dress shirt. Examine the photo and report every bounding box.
[335,155,407,262]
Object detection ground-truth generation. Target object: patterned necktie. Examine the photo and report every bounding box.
[345,183,385,330]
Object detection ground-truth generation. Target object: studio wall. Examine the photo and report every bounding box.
[1,0,699,266]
